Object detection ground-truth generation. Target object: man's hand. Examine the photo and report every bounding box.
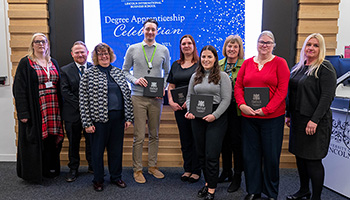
[135,77,148,87]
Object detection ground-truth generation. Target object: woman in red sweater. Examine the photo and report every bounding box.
[234,30,290,200]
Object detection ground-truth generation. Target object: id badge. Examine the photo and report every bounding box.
[45,81,53,88]
[148,62,153,69]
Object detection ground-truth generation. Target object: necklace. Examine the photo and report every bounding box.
[254,55,274,71]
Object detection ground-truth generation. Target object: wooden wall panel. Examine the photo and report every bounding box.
[296,0,339,62]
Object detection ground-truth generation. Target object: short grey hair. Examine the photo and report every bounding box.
[258,30,275,45]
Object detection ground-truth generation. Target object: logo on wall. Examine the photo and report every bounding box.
[332,119,350,150]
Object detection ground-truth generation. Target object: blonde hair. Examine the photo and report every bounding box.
[222,35,244,59]
[27,33,51,61]
[292,33,326,78]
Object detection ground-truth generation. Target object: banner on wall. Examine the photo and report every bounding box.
[99,0,245,68]
[323,98,350,198]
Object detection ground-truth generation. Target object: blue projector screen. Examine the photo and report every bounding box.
[84,0,262,68]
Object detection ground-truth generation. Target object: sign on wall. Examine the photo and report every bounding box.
[98,0,246,68]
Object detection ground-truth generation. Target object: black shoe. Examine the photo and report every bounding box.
[188,174,200,183]
[218,170,233,183]
[198,186,208,198]
[88,166,94,174]
[227,173,241,193]
[244,194,261,200]
[65,169,78,182]
[181,174,190,182]
[204,192,215,200]
[111,179,127,188]
[286,191,311,200]
[93,182,103,192]
[43,170,60,179]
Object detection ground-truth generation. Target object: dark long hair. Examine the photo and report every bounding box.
[177,34,199,65]
[194,45,221,85]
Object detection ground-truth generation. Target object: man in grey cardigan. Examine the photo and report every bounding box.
[122,18,170,184]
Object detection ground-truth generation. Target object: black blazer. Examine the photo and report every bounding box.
[60,62,93,122]
[287,60,337,124]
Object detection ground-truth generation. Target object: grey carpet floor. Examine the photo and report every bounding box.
[0,162,347,200]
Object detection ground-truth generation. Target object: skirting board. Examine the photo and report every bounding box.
[0,154,16,162]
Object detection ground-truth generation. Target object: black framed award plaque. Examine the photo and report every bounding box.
[143,76,164,97]
[244,87,269,110]
[189,94,213,118]
[170,86,188,106]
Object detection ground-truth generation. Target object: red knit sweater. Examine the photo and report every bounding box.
[234,56,290,119]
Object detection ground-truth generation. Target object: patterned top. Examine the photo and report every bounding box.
[79,65,134,128]
[29,58,63,139]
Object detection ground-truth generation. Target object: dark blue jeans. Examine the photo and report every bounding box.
[91,110,125,183]
[242,115,285,199]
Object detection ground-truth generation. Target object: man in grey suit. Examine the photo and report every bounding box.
[60,41,93,182]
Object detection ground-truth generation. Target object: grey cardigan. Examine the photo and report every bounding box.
[79,65,134,128]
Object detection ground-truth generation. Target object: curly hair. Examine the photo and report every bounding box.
[194,45,221,85]
[91,43,116,66]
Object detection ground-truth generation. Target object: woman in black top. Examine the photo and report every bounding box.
[286,33,336,200]
[167,34,201,183]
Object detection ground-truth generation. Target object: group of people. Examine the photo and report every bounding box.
[13,17,336,200]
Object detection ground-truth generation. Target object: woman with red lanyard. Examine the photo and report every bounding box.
[13,33,64,183]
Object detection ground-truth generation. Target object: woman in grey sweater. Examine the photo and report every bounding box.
[185,45,231,200]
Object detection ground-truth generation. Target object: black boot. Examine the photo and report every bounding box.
[227,173,241,193]
[218,169,233,183]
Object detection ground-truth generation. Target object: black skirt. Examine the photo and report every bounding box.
[289,110,332,160]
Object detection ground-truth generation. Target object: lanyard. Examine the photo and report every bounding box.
[224,59,238,78]
[40,61,50,81]
[142,44,157,69]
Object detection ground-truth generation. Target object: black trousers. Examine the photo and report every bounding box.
[91,110,125,183]
[220,101,244,174]
[42,135,62,177]
[64,119,92,170]
[174,109,201,175]
[242,115,285,199]
[192,108,227,189]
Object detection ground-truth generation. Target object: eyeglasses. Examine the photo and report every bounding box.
[258,40,274,46]
[97,52,109,57]
[33,40,47,44]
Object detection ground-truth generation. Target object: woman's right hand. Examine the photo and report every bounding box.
[169,101,182,111]
[85,125,96,133]
[20,118,28,123]
[239,104,256,116]
[285,117,291,127]
[185,112,195,120]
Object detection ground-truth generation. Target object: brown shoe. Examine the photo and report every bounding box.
[93,182,103,192]
[133,171,146,183]
[148,167,165,179]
